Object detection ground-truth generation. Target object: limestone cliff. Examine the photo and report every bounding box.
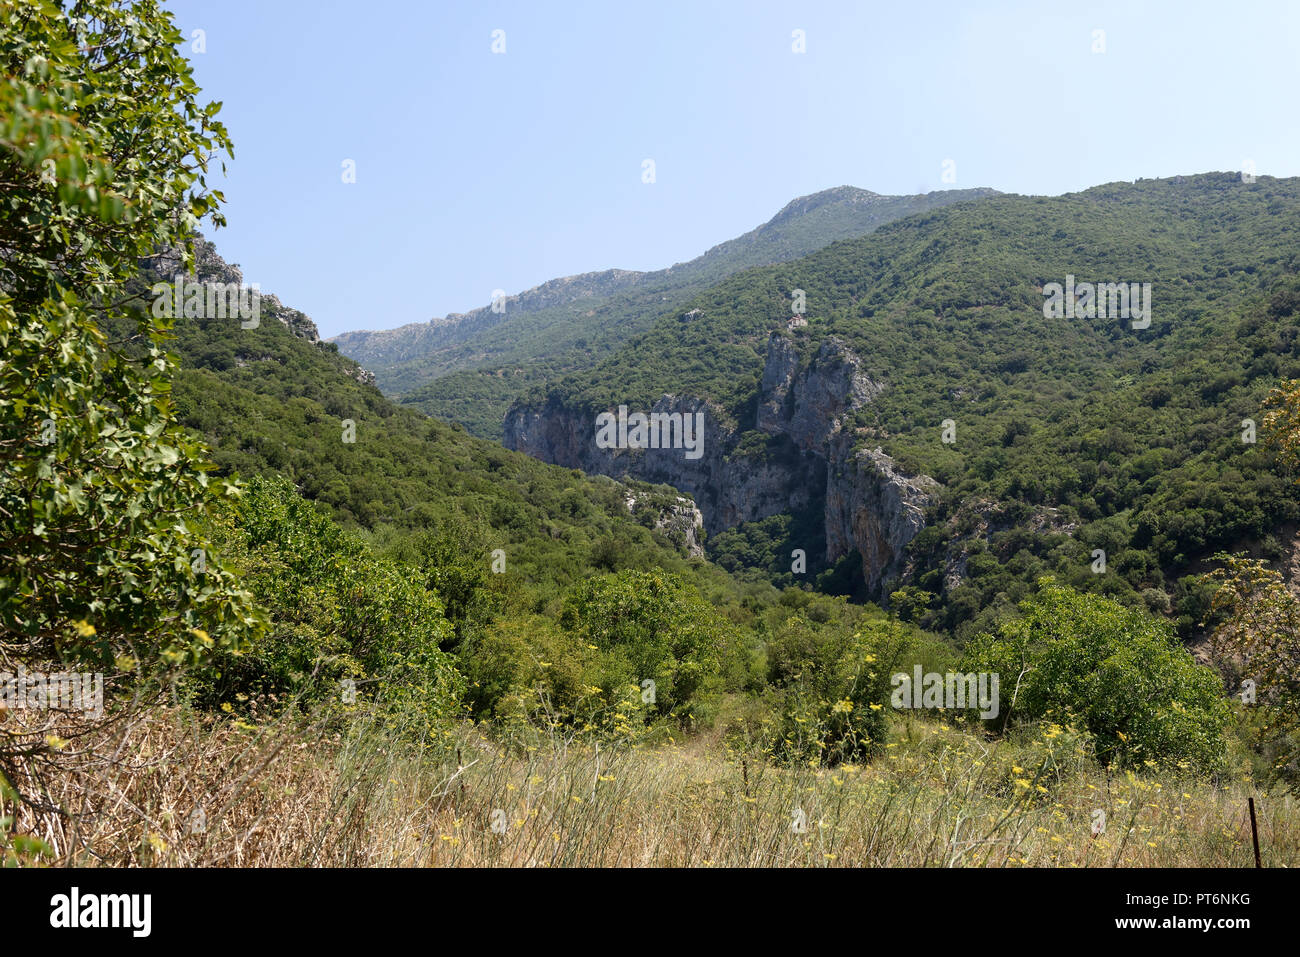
[503,333,939,597]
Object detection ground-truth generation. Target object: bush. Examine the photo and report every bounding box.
[962,578,1228,772]
[191,476,465,735]
[761,614,952,766]
[559,570,731,725]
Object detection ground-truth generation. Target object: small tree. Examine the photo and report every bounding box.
[1,0,263,813]
[560,570,729,723]
[1262,379,1300,475]
[1204,554,1300,791]
[962,578,1228,772]
[1,0,258,671]
[764,615,921,766]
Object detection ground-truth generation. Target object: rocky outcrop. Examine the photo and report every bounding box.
[785,336,884,451]
[153,237,325,346]
[934,501,1079,593]
[625,491,705,558]
[260,296,321,344]
[504,393,825,536]
[349,365,377,388]
[148,236,381,386]
[504,332,939,597]
[825,443,938,593]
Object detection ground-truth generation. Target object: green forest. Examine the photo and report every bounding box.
[524,174,1300,638]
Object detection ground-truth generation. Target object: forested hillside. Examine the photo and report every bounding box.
[134,240,722,599]
[333,186,997,436]
[507,174,1300,637]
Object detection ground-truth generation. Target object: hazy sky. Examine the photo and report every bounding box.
[166,0,1300,338]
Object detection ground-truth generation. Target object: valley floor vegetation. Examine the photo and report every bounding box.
[2,0,1298,868]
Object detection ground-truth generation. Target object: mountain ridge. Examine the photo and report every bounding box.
[329,184,991,343]
[333,184,1000,435]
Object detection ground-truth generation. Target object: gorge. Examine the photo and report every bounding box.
[504,330,939,597]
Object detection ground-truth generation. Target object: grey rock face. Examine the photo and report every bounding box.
[503,333,939,597]
[785,336,884,452]
[824,440,938,594]
[625,491,705,558]
[757,332,799,433]
[504,393,823,538]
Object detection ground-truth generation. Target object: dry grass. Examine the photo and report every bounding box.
[3,704,1294,867]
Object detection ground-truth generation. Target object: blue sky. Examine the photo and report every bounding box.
[166,0,1300,338]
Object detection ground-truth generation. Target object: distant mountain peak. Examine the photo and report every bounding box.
[767,186,885,225]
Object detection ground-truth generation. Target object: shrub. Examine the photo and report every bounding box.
[559,570,731,725]
[191,476,465,735]
[762,615,951,766]
[962,578,1228,772]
